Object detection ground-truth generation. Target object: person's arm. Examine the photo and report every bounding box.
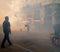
[3,22,5,33]
[8,22,11,34]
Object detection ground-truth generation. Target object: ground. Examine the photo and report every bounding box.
[0,32,60,52]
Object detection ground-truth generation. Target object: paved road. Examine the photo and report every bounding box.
[0,32,60,52]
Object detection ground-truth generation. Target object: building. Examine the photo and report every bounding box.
[41,0,60,30]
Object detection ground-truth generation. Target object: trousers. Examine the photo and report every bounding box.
[1,32,12,47]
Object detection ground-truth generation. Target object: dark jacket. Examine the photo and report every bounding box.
[3,20,11,33]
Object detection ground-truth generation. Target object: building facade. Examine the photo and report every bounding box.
[41,0,60,31]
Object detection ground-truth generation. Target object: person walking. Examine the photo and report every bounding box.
[1,16,12,48]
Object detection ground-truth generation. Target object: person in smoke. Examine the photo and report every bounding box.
[1,16,12,48]
[54,24,60,38]
[25,23,30,32]
[52,23,60,45]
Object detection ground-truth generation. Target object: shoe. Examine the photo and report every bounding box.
[9,43,13,46]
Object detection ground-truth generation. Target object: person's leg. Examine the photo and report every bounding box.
[7,33,12,45]
[1,35,6,48]
[8,38,12,45]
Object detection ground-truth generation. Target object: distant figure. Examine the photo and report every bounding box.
[25,23,30,32]
[54,24,60,38]
[1,16,12,48]
[52,23,60,45]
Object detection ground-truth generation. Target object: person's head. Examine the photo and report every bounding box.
[5,16,9,21]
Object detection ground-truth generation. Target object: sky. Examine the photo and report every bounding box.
[0,0,60,32]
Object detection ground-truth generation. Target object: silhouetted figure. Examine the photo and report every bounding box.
[25,23,30,32]
[54,24,60,38]
[51,24,60,45]
[1,16,12,48]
